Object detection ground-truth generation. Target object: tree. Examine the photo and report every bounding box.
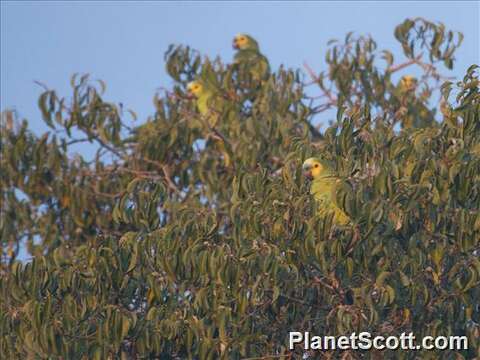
[1,18,479,359]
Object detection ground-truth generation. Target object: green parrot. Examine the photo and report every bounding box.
[398,75,417,93]
[394,76,435,129]
[186,79,224,128]
[232,33,270,83]
[186,79,232,167]
[302,157,351,226]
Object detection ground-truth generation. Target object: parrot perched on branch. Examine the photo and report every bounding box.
[302,157,351,226]
[186,79,232,167]
[395,75,435,129]
[232,33,270,83]
[186,80,224,128]
[398,75,417,93]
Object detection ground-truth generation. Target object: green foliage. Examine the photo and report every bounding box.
[394,18,463,69]
[1,19,479,359]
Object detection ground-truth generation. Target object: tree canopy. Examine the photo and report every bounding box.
[1,18,479,359]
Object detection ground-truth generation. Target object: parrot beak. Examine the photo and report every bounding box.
[186,89,195,99]
[303,168,313,180]
[233,40,239,49]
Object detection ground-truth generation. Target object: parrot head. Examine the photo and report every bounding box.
[398,75,417,93]
[233,33,259,51]
[302,157,333,180]
[186,80,208,99]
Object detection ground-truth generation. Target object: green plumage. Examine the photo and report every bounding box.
[187,80,225,128]
[234,50,270,82]
[394,76,435,129]
[233,34,270,82]
[187,79,233,166]
[303,157,350,226]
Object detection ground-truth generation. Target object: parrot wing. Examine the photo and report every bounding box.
[234,49,270,81]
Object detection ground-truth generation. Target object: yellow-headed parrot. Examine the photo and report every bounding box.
[395,75,435,129]
[187,79,223,128]
[303,157,351,225]
[187,79,232,166]
[232,33,270,83]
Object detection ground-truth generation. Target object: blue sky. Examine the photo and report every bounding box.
[1,1,479,137]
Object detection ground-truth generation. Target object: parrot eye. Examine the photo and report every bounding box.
[314,164,319,168]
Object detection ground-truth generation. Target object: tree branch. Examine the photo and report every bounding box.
[303,62,337,104]
[386,53,423,74]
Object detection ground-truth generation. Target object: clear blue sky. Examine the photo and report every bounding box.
[2,1,479,136]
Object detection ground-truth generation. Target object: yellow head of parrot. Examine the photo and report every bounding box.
[302,158,324,180]
[233,33,250,50]
[186,81,204,99]
[399,75,417,91]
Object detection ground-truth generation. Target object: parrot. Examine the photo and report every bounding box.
[186,79,223,128]
[394,75,435,129]
[398,75,417,93]
[186,79,232,167]
[232,33,270,83]
[302,157,351,226]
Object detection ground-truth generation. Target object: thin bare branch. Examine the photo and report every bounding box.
[386,53,423,73]
[303,62,337,104]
